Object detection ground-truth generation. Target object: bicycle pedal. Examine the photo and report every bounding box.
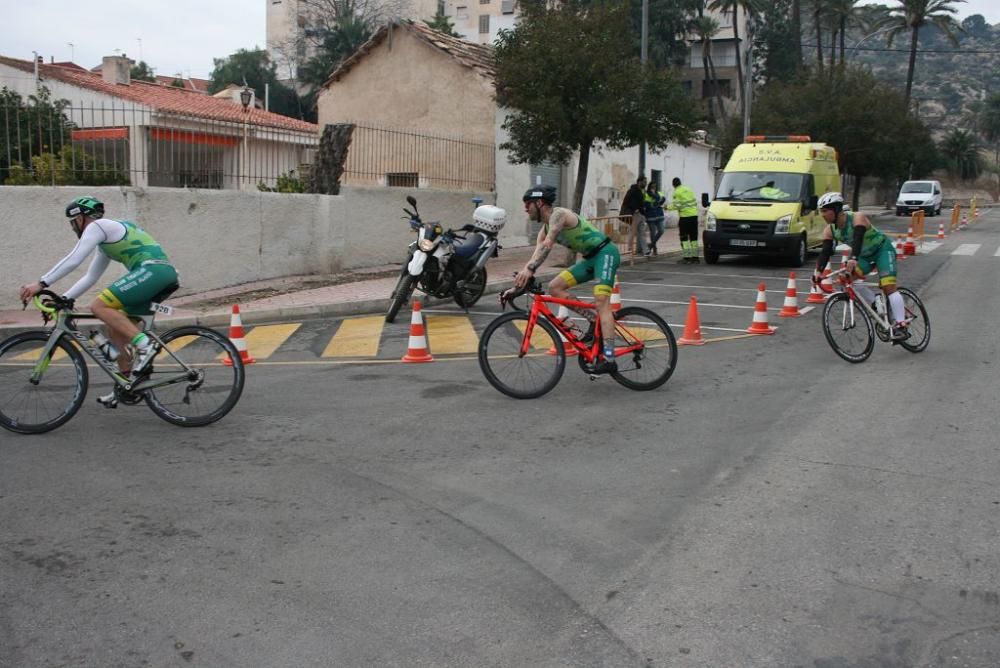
[96,396,119,409]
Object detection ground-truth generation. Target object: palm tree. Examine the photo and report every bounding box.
[791,0,803,68]
[825,0,862,65]
[940,128,980,181]
[981,92,1000,196]
[708,0,759,120]
[692,15,727,124]
[878,0,966,104]
[812,0,827,73]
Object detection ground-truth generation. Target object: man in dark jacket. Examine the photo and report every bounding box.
[621,176,648,255]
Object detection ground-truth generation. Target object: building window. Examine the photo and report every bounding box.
[501,0,514,13]
[650,169,662,189]
[438,0,445,13]
[480,0,490,4]
[479,14,490,33]
[387,172,419,188]
[702,79,732,99]
[456,5,468,20]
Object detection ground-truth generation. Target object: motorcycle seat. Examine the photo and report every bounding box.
[452,232,486,259]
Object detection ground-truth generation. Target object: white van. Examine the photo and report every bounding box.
[896,180,942,216]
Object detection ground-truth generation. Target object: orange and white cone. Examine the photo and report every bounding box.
[223,304,255,366]
[895,235,906,260]
[937,222,945,239]
[610,278,622,312]
[677,296,706,345]
[778,273,801,317]
[746,283,775,335]
[960,214,968,230]
[807,282,827,304]
[547,304,578,357]
[401,299,433,363]
[904,226,916,255]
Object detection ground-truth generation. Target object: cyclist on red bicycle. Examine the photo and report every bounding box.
[509,185,621,371]
[811,191,909,341]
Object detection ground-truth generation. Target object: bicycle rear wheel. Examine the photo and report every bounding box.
[0,331,88,434]
[608,307,678,391]
[896,287,930,353]
[143,326,245,427]
[478,312,565,399]
[822,293,874,363]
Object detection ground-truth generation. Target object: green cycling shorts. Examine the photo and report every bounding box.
[558,243,621,297]
[854,240,897,287]
[99,263,179,314]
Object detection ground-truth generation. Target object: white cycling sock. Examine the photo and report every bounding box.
[888,290,905,323]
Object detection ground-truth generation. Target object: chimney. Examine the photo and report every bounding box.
[101,55,131,85]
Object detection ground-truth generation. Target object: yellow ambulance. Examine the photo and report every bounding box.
[702,135,840,266]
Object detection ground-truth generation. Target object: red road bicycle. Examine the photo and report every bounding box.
[820,268,930,363]
[477,279,677,398]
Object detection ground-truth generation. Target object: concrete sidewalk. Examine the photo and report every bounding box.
[0,229,684,330]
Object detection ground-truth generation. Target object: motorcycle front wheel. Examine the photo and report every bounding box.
[386,273,416,323]
[454,268,487,309]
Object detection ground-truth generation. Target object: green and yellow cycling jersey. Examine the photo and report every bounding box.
[832,212,888,258]
[544,209,609,255]
[99,221,171,270]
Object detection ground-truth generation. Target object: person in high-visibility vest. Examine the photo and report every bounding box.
[668,177,700,263]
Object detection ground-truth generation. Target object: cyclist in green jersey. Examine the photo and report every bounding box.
[511,185,621,372]
[811,191,909,341]
[18,197,180,392]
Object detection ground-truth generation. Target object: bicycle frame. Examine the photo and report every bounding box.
[522,293,644,361]
[833,276,914,333]
[30,310,198,395]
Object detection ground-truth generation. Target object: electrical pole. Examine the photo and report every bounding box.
[639,0,648,178]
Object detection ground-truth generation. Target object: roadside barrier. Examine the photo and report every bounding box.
[677,296,706,345]
[223,303,256,366]
[547,304,578,357]
[950,203,961,231]
[610,278,622,312]
[778,273,801,317]
[401,299,434,363]
[591,215,637,265]
[746,283,776,335]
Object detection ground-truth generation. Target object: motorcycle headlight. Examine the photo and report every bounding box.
[418,238,436,252]
[775,214,792,234]
[705,211,717,232]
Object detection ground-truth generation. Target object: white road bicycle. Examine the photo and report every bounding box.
[820,269,930,363]
[0,291,245,434]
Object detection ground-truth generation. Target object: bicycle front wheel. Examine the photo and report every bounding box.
[608,307,678,390]
[143,326,245,427]
[896,287,930,353]
[0,331,88,434]
[478,312,565,399]
[822,293,874,363]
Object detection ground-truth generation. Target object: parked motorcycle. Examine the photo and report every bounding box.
[385,196,507,323]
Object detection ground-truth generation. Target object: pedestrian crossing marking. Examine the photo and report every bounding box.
[244,323,302,359]
[918,241,942,253]
[426,315,479,354]
[323,316,383,357]
[952,244,980,256]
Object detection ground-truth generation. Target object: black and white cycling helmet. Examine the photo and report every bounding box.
[65,195,105,219]
[817,191,845,211]
[523,185,557,205]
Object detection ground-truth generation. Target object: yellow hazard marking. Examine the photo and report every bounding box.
[165,335,197,353]
[619,325,667,342]
[242,323,302,359]
[13,345,67,361]
[426,315,479,354]
[323,316,384,357]
[513,319,555,350]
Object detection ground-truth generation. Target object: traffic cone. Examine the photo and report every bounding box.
[807,282,827,304]
[223,303,255,366]
[610,278,622,312]
[746,283,776,335]
[819,267,835,293]
[895,235,906,260]
[401,299,433,363]
[903,226,916,255]
[937,222,945,239]
[547,304,578,357]
[677,296,705,345]
[960,214,968,230]
[778,273,801,317]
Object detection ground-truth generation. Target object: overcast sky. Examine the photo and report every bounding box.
[3,0,998,82]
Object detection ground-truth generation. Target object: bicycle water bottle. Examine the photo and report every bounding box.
[89,330,120,362]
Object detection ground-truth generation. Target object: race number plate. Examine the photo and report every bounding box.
[151,302,174,316]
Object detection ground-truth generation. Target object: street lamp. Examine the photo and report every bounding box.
[239,86,252,189]
[848,25,894,61]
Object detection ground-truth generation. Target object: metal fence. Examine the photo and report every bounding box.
[0,97,318,190]
[1,97,496,193]
[341,123,495,192]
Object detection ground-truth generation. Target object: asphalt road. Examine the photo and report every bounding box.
[2,211,999,667]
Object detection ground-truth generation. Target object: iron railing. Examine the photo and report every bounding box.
[341,122,495,192]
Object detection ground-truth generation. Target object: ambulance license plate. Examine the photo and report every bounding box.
[730,239,759,247]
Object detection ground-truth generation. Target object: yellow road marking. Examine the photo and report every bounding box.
[323,316,383,357]
[513,320,554,350]
[426,315,479,354]
[13,346,67,361]
[242,323,302,359]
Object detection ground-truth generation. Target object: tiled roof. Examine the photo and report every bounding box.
[323,20,495,89]
[0,55,317,134]
[154,75,211,93]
